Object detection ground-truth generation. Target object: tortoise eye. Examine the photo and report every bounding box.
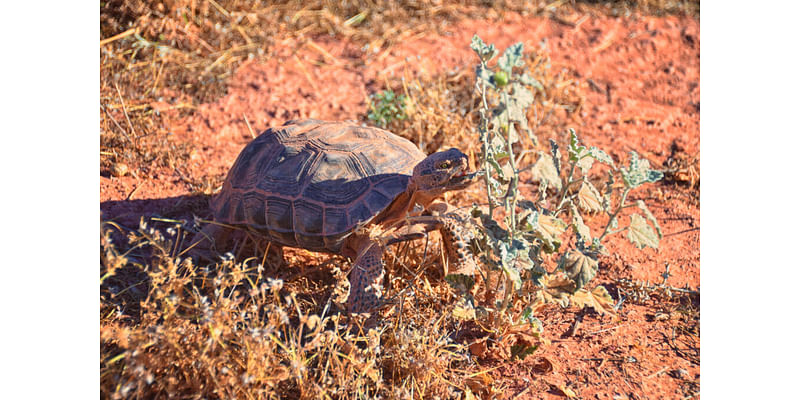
[438,161,451,169]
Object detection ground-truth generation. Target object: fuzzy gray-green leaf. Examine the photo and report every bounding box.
[541,274,575,307]
[587,146,615,167]
[635,200,663,238]
[522,209,539,232]
[621,152,664,188]
[627,213,660,249]
[571,286,615,315]
[533,214,567,254]
[590,238,609,256]
[567,128,585,162]
[559,250,599,291]
[531,151,562,191]
[577,154,594,173]
[569,129,614,170]
[471,34,497,62]
[476,64,496,88]
[510,239,534,271]
[520,307,544,333]
[480,213,508,243]
[498,42,525,74]
[570,202,592,247]
[499,241,523,290]
[577,180,604,214]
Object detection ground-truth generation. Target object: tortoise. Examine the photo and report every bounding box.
[197,119,479,313]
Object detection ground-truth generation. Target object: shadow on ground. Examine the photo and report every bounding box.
[101,193,212,229]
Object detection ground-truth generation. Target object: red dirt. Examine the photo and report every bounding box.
[101,11,699,399]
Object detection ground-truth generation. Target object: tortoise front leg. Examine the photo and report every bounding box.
[379,205,478,276]
[434,204,505,307]
[347,241,385,314]
[434,206,478,277]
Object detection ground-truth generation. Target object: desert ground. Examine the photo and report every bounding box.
[101,2,699,398]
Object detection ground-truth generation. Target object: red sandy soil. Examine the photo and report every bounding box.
[101,11,699,399]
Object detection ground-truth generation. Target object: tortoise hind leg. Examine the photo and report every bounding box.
[185,224,285,269]
[347,241,385,314]
[185,223,229,262]
[260,241,286,271]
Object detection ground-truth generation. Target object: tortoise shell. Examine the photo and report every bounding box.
[210,119,426,254]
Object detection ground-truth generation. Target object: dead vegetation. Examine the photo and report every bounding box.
[101,1,699,398]
[101,218,489,398]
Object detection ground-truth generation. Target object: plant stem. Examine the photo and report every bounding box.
[502,90,519,241]
[598,187,631,242]
[500,272,513,312]
[477,61,520,313]
[606,227,629,236]
[556,160,578,211]
[477,64,495,219]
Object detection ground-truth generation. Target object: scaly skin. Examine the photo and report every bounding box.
[348,242,386,313]
[346,207,478,314]
[439,209,477,277]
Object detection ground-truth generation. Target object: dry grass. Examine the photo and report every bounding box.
[100,0,497,178]
[579,0,699,17]
[101,1,698,398]
[100,220,485,399]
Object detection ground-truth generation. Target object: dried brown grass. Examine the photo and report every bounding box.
[100,219,483,399]
[100,0,499,179]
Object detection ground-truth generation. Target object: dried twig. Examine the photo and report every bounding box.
[100,104,133,145]
[645,366,669,379]
[100,27,138,47]
[114,82,138,140]
[243,114,256,139]
[126,182,143,201]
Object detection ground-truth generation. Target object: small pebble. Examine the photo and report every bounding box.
[111,162,129,177]
[672,368,689,378]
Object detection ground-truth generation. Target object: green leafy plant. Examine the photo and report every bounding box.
[465,35,663,341]
[368,89,408,128]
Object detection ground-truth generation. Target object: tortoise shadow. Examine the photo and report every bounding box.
[100,193,214,321]
[101,192,212,230]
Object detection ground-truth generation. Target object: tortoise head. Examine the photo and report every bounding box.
[410,148,478,200]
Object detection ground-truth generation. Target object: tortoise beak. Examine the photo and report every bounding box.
[447,163,480,189]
